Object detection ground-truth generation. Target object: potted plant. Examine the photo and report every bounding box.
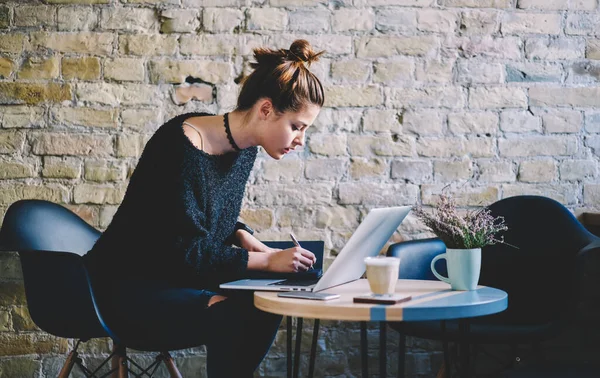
[413,195,509,291]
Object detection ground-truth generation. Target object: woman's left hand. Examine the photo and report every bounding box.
[236,229,280,253]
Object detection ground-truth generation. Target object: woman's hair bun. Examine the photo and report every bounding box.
[286,39,324,68]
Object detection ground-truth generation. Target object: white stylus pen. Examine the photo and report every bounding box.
[290,232,314,269]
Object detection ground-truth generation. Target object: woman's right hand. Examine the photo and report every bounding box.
[266,247,316,273]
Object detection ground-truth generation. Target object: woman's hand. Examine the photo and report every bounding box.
[266,247,317,273]
[236,230,280,253]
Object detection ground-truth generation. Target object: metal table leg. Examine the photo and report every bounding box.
[360,321,368,378]
[380,322,387,377]
[458,319,471,378]
[308,319,320,378]
[287,316,292,378]
[442,320,451,378]
[293,317,303,378]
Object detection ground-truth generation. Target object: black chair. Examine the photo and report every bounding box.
[387,195,600,378]
[0,199,184,378]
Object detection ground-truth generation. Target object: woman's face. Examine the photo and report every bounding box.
[261,103,321,160]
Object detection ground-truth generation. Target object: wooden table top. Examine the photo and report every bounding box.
[254,279,508,322]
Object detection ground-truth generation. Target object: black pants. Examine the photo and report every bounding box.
[94,279,283,378]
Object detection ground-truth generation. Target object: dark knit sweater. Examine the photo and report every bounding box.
[84,112,258,288]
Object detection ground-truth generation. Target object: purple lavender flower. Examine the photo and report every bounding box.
[413,195,508,249]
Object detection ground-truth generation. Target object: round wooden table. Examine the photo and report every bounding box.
[254,279,508,378]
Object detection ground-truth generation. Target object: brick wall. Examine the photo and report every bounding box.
[1,0,600,376]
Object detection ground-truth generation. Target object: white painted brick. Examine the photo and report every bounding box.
[386,87,467,109]
[500,111,542,133]
[530,86,600,107]
[532,108,583,133]
[314,108,362,133]
[585,39,600,60]
[585,111,600,132]
[560,160,597,181]
[248,184,332,206]
[421,184,500,207]
[363,109,401,133]
[460,10,500,35]
[518,0,597,10]
[456,60,504,84]
[499,136,578,157]
[448,112,499,135]
[416,58,455,83]
[307,133,347,156]
[100,8,158,32]
[268,34,352,55]
[477,160,516,182]
[258,158,303,182]
[373,59,414,83]
[348,134,414,157]
[391,160,433,182]
[338,183,419,206]
[565,14,600,36]
[375,8,416,33]
[58,6,98,31]
[349,157,387,180]
[418,10,459,33]
[501,13,561,35]
[469,87,528,109]
[325,86,383,107]
[204,8,244,32]
[440,0,511,7]
[160,9,200,33]
[455,36,523,59]
[525,38,585,60]
[305,158,346,180]
[331,59,370,83]
[567,61,600,84]
[584,184,600,205]
[356,36,438,58]
[434,159,474,182]
[333,9,374,32]
[288,10,330,33]
[505,61,563,83]
[519,159,557,182]
[402,110,444,136]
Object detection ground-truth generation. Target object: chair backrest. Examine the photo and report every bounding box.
[0,199,101,255]
[0,200,113,341]
[481,195,599,325]
[387,238,447,280]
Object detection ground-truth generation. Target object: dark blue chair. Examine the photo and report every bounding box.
[0,200,185,377]
[387,195,600,377]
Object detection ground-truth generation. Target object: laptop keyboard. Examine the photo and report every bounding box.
[270,278,320,286]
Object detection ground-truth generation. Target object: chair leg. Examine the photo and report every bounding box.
[111,344,129,378]
[397,333,406,378]
[58,350,77,378]
[162,352,183,378]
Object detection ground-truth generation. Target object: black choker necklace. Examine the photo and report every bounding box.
[223,113,241,152]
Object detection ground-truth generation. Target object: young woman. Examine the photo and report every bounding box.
[83,39,325,377]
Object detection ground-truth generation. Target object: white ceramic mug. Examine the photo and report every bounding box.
[364,256,400,296]
[430,248,481,291]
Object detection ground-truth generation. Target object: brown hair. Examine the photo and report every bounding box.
[236,39,325,113]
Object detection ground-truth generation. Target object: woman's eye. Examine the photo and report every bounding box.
[292,125,300,131]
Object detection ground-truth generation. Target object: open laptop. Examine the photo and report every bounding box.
[220,206,411,292]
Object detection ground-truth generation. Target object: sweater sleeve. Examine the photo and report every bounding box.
[174,165,249,275]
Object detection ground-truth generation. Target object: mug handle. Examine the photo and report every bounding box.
[430,253,451,284]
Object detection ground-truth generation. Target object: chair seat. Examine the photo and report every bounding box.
[388,319,562,343]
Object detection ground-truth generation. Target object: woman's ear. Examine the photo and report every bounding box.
[258,98,274,120]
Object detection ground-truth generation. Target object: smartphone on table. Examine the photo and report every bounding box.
[277,291,340,301]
